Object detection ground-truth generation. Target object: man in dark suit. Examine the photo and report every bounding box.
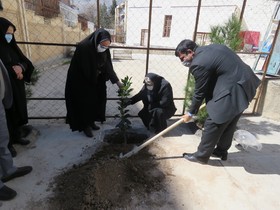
[175,39,261,164]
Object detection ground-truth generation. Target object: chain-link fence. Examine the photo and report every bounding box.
[0,0,279,119]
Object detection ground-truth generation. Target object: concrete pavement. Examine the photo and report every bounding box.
[1,115,280,210]
[151,115,280,210]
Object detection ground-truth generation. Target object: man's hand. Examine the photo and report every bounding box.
[181,114,192,123]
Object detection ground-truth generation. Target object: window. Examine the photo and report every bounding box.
[163,15,172,37]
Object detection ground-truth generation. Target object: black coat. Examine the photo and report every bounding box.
[65,29,119,131]
[0,17,34,126]
[188,44,261,124]
[130,73,176,117]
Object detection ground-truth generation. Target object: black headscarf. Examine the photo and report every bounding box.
[0,17,34,82]
[80,28,111,50]
[94,28,111,46]
[144,72,163,92]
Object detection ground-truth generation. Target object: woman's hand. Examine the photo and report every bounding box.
[13,65,24,80]
[116,81,123,88]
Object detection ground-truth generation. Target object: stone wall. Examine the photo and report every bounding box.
[0,0,90,63]
[257,78,280,121]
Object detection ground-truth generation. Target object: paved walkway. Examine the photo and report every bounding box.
[152,115,280,210]
[1,115,280,209]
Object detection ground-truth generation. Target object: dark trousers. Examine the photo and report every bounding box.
[194,113,242,161]
[5,108,21,146]
[138,107,174,132]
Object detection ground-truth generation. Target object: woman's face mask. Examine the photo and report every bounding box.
[97,44,109,53]
[144,77,154,90]
[5,34,13,43]
[146,85,154,90]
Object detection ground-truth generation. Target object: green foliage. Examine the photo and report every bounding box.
[110,0,117,16]
[209,14,242,51]
[100,3,110,28]
[25,68,40,98]
[115,76,133,144]
[184,74,208,127]
[195,106,208,128]
[100,1,116,29]
[184,74,195,109]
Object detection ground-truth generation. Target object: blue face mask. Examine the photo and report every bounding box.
[5,34,13,43]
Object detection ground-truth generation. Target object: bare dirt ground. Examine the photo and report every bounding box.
[45,126,178,210]
[47,142,172,209]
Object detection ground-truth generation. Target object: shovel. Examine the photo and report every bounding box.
[119,103,206,158]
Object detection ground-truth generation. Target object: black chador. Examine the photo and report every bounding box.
[65,29,119,134]
[0,18,34,147]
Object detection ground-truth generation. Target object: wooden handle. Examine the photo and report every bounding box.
[120,103,206,158]
[121,118,184,158]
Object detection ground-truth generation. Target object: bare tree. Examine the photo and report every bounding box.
[80,2,98,23]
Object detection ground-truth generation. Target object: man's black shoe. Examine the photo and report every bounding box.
[91,123,100,130]
[14,138,30,145]
[2,166,33,183]
[8,145,17,157]
[0,185,17,200]
[212,150,228,161]
[183,153,208,164]
[83,126,93,137]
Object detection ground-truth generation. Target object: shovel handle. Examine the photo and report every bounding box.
[120,103,206,158]
[121,118,184,158]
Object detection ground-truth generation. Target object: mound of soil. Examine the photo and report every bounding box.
[48,131,169,209]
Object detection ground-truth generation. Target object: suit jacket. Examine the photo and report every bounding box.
[0,59,13,108]
[188,44,261,124]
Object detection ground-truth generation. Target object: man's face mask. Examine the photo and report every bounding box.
[179,50,193,67]
[5,34,13,43]
[97,44,108,53]
[182,60,191,67]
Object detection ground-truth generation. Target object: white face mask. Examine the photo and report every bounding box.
[5,34,13,43]
[146,85,154,90]
[182,60,191,67]
[97,44,108,53]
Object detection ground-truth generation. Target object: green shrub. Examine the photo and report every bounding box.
[115,76,133,144]
[209,14,242,51]
[25,68,40,98]
[184,74,208,127]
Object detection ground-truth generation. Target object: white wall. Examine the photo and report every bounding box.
[125,0,277,48]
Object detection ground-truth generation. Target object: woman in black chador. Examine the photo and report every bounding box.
[65,28,122,137]
[0,17,34,157]
[126,73,177,133]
